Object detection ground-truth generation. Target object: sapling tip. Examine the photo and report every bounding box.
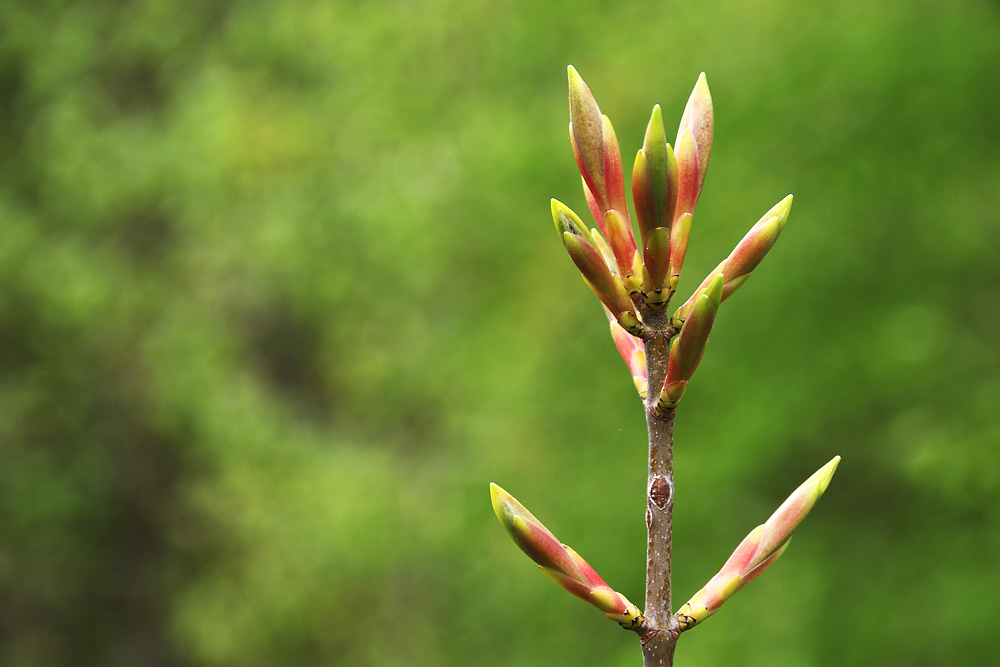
[491,67,838,666]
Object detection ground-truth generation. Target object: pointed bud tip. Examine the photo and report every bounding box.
[816,455,841,495]
[550,198,562,219]
[551,199,589,238]
[567,65,580,88]
[687,73,712,110]
[777,193,794,212]
[567,65,586,91]
[768,194,794,229]
[490,482,509,517]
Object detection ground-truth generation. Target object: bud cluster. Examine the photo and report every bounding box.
[552,67,796,411]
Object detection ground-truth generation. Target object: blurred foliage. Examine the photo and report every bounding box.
[0,0,999,665]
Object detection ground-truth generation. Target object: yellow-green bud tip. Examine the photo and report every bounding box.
[814,455,841,495]
[550,198,566,219]
[551,199,590,239]
[489,481,500,506]
[490,482,512,523]
[650,104,662,124]
[769,194,794,230]
[567,65,587,94]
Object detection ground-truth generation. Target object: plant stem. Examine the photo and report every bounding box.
[637,312,680,666]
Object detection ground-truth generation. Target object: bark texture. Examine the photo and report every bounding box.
[636,311,681,666]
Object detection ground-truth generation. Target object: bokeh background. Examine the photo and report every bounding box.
[1,0,999,665]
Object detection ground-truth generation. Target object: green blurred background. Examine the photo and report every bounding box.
[1,0,998,665]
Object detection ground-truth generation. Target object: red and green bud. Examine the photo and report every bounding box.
[633,105,679,242]
[642,226,672,305]
[632,150,652,236]
[568,66,606,216]
[564,234,633,318]
[719,194,793,295]
[604,209,640,292]
[607,310,648,397]
[491,482,581,578]
[552,199,639,330]
[752,455,840,568]
[673,130,700,221]
[559,231,608,299]
[601,116,629,221]
[668,212,693,288]
[658,274,723,410]
[582,178,605,236]
[491,483,644,629]
[673,73,713,221]
[666,75,711,288]
[568,66,631,232]
[672,194,793,326]
[589,227,618,276]
[676,456,840,631]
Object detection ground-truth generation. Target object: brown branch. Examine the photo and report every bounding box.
[636,305,681,666]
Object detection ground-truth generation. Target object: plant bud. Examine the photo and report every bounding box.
[491,483,644,630]
[673,72,713,221]
[672,194,793,325]
[658,274,723,409]
[633,105,678,241]
[676,457,840,631]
